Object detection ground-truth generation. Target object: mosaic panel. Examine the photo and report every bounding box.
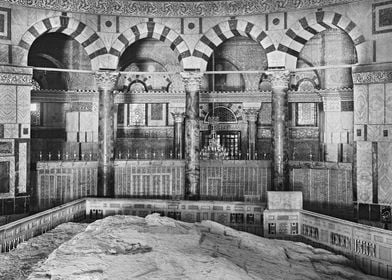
[18,142,27,193]
[354,85,368,125]
[356,141,373,203]
[16,86,30,124]
[386,83,392,123]
[368,84,385,124]
[0,86,16,123]
[378,142,392,204]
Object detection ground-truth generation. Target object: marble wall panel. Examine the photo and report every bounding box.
[367,125,383,142]
[378,142,392,204]
[356,141,373,203]
[369,84,385,124]
[386,83,392,124]
[79,112,98,132]
[354,85,368,125]
[16,86,31,124]
[66,112,79,132]
[4,124,18,138]
[18,142,27,193]
[0,85,16,123]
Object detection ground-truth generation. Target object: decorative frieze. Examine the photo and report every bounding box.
[353,71,392,84]
[0,73,31,86]
[1,0,364,17]
[290,127,319,139]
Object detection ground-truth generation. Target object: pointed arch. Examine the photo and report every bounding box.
[19,16,107,67]
[109,22,191,70]
[193,19,276,71]
[278,11,365,69]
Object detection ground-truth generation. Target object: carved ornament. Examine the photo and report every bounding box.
[244,108,259,122]
[94,71,120,91]
[1,0,364,17]
[171,112,185,123]
[266,70,291,89]
[353,71,392,84]
[181,72,203,93]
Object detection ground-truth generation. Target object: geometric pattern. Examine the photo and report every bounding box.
[19,16,107,61]
[17,86,30,124]
[378,142,392,204]
[109,22,191,67]
[193,19,275,70]
[278,11,365,69]
[356,141,373,203]
[0,86,16,123]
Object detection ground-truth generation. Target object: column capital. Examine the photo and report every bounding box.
[181,71,203,92]
[266,69,291,89]
[244,108,259,122]
[171,112,185,123]
[95,71,120,91]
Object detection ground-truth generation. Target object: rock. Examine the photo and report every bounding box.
[25,215,382,280]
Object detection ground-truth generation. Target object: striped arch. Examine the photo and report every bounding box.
[193,19,276,71]
[278,11,366,69]
[109,22,191,69]
[19,16,107,67]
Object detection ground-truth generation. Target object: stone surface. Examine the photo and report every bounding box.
[0,223,87,280]
[27,214,381,280]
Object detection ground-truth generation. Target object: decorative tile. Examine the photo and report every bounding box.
[17,86,31,124]
[369,84,385,124]
[356,141,373,203]
[0,86,16,123]
[354,85,368,125]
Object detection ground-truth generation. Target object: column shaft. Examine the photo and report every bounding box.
[268,70,290,191]
[245,109,259,160]
[95,71,119,197]
[171,112,185,159]
[181,72,202,200]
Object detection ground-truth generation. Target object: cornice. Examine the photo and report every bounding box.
[1,0,364,17]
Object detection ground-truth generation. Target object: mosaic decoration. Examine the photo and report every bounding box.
[0,7,10,40]
[373,1,392,34]
[110,22,190,64]
[19,16,107,61]
[193,19,275,69]
[279,11,365,68]
[2,0,362,17]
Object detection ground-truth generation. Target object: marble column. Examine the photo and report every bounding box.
[171,112,185,159]
[181,71,203,200]
[267,70,291,191]
[95,71,119,197]
[245,109,259,160]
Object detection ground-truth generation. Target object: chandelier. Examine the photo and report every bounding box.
[200,113,228,160]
